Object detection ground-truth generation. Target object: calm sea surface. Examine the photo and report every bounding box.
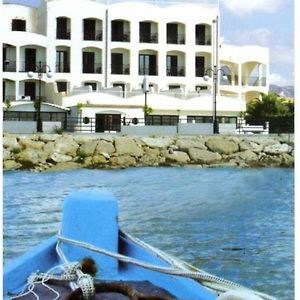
[3,167,294,299]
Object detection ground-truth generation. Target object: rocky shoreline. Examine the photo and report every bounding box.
[3,133,294,172]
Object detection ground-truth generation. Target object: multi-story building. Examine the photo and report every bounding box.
[2,0,269,133]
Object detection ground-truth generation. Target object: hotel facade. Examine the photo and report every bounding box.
[2,0,269,133]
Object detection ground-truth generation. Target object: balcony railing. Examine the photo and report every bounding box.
[196,35,211,45]
[195,67,205,77]
[83,30,103,41]
[111,64,130,75]
[139,65,158,76]
[242,76,267,86]
[82,63,102,74]
[56,62,70,73]
[3,61,16,72]
[167,34,185,44]
[111,32,130,42]
[56,30,71,40]
[19,61,47,72]
[167,66,185,76]
[140,33,158,43]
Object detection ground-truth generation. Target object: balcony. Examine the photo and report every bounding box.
[112,32,130,42]
[19,61,47,72]
[111,64,130,75]
[84,30,103,41]
[139,65,157,76]
[167,66,185,77]
[196,35,211,46]
[167,34,185,45]
[57,30,71,40]
[56,62,70,73]
[3,61,16,72]
[140,33,158,43]
[82,63,102,74]
[242,76,266,86]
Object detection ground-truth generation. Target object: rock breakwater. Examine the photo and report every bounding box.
[3,133,294,172]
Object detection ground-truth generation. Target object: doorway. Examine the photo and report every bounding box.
[95,114,121,132]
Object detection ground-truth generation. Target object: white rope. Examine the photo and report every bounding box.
[57,233,276,300]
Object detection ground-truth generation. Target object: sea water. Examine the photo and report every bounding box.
[3,167,294,299]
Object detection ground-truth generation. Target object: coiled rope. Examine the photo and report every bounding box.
[57,232,277,300]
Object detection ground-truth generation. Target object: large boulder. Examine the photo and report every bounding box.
[229,150,258,162]
[16,148,48,166]
[3,136,20,150]
[205,137,239,155]
[3,148,11,160]
[3,160,22,170]
[239,140,263,153]
[165,151,190,164]
[49,152,74,163]
[110,155,136,168]
[115,137,143,157]
[141,137,174,149]
[95,140,115,155]
[175,137,207,152]
[19,138,45,150]
[264,143,292,154]
[188,148,222,164]
[79,140,98,156]
[54,135,79,156]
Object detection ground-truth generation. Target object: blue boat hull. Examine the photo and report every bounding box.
[4,190,217,299]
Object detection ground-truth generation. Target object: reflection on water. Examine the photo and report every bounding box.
[3,167,294,299]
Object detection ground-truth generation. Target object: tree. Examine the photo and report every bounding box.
[245,92,294,133]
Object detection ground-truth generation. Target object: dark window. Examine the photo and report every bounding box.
[195,85,208,92]
[195,56,205,77]
[169,85,180,90]
[24,82,36,100]
[12,19,26,31]
[111,20,129,42]
[139,54,157,75]
[187,116,213,123]
[111,53,129,74]
[25,48,36,72]
[57,81,67,92]
[56,17,70,39]
[140,22,151,42]
[83,52,95,73]
[84,19,96,40]
[146,115,179,126]
[96,114,121,132]
[56,50,70,72]
[167,23,177,44]
[84,82,97,91]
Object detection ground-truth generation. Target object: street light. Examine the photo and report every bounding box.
[204,66,227,134]
[27,61,53,132]
[142,76,149,125]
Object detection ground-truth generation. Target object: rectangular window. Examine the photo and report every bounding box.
[12,19,26,31]
[56,81,67,92]
[146,115,179,126]
[187,116,213,123]
[195,56,205,77]
[139,54,156,75]
[56,17,70,39]
[56,50,69,72]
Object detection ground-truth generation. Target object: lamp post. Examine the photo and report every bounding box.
[27,61,53,132]
[204,66,227,134]
[142,76,149,125]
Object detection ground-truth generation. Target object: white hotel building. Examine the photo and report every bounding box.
[2,0,269,133]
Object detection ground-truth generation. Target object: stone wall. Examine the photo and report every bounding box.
[3,133,294,172]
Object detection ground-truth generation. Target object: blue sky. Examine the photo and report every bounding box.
[219,0,294,86]
[4,0,295,86]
